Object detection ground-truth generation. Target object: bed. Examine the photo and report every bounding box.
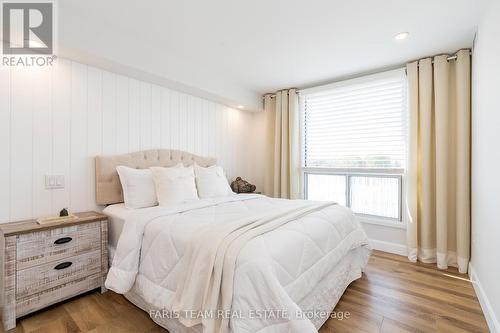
[96,149,371,333]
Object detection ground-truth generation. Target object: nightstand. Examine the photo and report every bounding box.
[0,212,108,331]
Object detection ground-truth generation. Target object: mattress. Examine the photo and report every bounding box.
[102,203,163,261]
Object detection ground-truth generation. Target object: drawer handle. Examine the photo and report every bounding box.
[54,262,72,270]
[54,237,72,245]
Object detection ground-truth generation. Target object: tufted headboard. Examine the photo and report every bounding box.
[95,149,216,205]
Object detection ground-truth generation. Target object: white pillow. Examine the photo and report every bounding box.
[194,164,233,198]
[116,166,158,209]
[150,165,199,206]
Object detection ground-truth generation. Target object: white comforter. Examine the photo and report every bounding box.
[105,194,370,333]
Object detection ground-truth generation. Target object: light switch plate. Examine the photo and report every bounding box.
[45,175,65,189]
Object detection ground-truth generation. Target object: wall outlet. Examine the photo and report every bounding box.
[45,175,65,189]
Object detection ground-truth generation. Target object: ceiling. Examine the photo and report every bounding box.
[59,0,481,110]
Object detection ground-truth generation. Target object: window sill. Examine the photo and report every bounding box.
[357,215,407,229]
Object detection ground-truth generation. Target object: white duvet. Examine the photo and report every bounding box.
[105,194,370,333]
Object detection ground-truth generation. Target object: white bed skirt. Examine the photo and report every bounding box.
[123,246,370,333]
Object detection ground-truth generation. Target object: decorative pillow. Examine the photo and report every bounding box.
[116,166,158,209]
[150,165,199,206]
[194,164,233,198]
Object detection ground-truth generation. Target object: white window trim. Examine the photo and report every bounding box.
[358,212,408,229]
[300,68,406,96]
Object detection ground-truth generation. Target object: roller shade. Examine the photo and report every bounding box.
[302,69,407,169]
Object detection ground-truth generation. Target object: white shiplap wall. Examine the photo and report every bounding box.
[0,58,260,223]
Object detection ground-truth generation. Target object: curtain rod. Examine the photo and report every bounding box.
[263,88,299,99]
[263,50,470,99]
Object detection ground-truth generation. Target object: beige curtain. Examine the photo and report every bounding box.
[406,49,471,273]
[263,89,301,199]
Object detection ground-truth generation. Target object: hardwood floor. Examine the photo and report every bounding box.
[320,251,489,333]
[1,251,488,333]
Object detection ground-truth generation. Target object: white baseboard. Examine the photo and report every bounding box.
[469,263,500,333]
[369,239,407,256]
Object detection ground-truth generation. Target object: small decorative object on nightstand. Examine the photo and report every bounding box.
[231,177,257,193]
[36,208,78,225]
[0,211,108,331]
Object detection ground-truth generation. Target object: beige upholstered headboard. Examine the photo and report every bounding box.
[95,149,216,205]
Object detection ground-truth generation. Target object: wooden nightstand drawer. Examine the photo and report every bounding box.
[16,273,102,317]
[16,222,101,270]
[16,249,102,299]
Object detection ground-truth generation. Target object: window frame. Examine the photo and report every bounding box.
[303,167,404,222]
[299,68,408,225]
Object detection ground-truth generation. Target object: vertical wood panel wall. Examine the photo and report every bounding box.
[0,58,259,223]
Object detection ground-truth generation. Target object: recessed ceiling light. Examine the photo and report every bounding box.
[395,32,409,41]
[237,105,244,109]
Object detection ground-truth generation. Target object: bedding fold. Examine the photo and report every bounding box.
[106,195,262,293]
[172,202,332,332]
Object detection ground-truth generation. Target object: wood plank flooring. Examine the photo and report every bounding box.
[320,251,489,333]
[1,251,489,333]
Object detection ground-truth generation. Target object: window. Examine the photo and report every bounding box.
[301,69,406,222]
